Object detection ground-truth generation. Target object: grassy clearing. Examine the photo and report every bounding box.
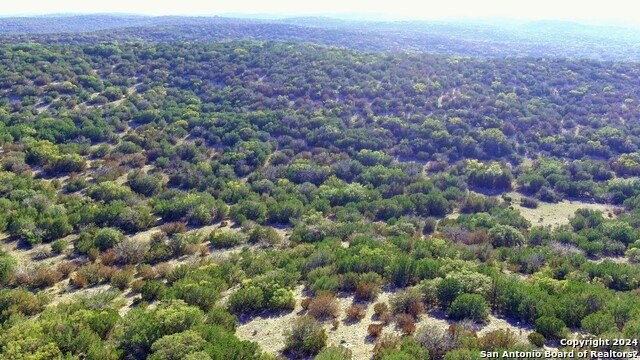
[506,192,620,228]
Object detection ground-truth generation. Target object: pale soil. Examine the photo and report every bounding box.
[236,287,405,359]
[236,288,533,359]
[476,315,533,344]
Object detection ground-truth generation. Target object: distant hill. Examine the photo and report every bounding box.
[1,15,640,61]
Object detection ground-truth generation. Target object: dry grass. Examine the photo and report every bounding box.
[505,192,619,228]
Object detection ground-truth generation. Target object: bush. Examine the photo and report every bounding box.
[115,237,150,264]
[166,264,189,284]
[355,282,380,301]
[448,294,489,322]
[74,263,112,287]
[373,334,402,357]
[345,304,367,322]
[301,297,312,310]
[50,239,68,254]
[149,330,206,360]
[368,323,384,338]
[437,278,462,308]
[154,263,173,278]
[374,302,390,317]
[415,324,457,360]
[110,270,134,290]
[308,294,339,320]
[390,288,424,317]
[520,197,539,209]
[423,217,438,234]
[248,226,282,247]
[206,307,238,332]
[408,301,426,318]
[141,280,167,302]
[444,349,482,360]
[528,332,546,347]
[0,252,16,284]
[380,313,393,325]
[626,248,640,263]
[284,316,327,358]
[488,225,525,248]
[101,248,118,266]
[138,264,157,280]
[94,228,124,251]
[315,346,353,360]
[268,288,296,311]
[0,289,47,322]
[208,230,245,249]
[72,273,89,288]
[396,313,416,335]
[479,329,517,351]
[160,221,187,235]
[227,286,264,314]
[129,279,144,293]
[32,267,63,288]
[535,316,567,340]
[581,312,616,335]
[57,261,77,277]
[167,279,222,312]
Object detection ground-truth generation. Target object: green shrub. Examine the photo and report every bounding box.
[0,252,16,284]
[444,349,482,360]
[488,225,525,247]
[227,286,264,314]
[206,307,238,332]
[166,264,190,284]
[167,278,223,312]
[208,230,245,249]
[375,336,429,360]
[141,280,167,302]
[423,217,438,234]
[110,270,134,290]
[437,277,462,308]
[50,239,69,254]
[448,294,489,322]
[390,288,423,316]
[268,288,296,311]
[248,226,282,246]
[316,346,353,360]
[528,332,546,347]
[581,312,616,335]
[535,316,567,340]
[94,228,124,251]
[149,330,206,360]
[284,316,327,358]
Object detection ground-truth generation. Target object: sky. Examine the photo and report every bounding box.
[1,0,639,24]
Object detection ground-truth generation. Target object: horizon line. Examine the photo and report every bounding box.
[0,12,637,27]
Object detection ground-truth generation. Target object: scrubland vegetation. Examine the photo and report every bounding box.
[1,16,640,359]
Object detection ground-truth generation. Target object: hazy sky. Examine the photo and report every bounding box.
[2,0,639,23]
